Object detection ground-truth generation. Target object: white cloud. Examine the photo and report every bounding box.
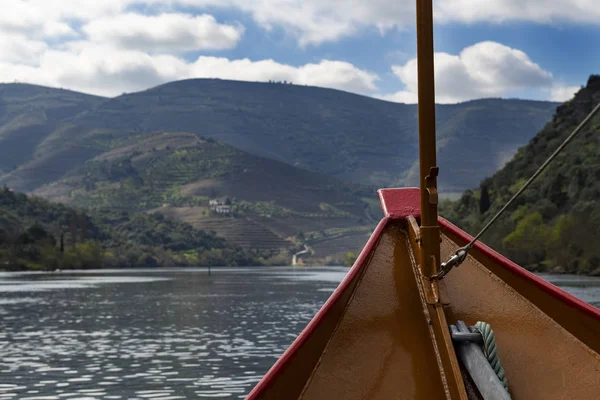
[0,42,379,97]
[434,0,599,25]
[383,41,554,103]
[550,85,580,101]
[1,1,600,47]
[171,0,414,46]
[377,91,417,104]
[1,0,125,23]
[42,21,76,38]
[0,34,48,65]
[83,13,244,52]
[0,0,81,38]
[187,58,379,93]
[170,0,600,45]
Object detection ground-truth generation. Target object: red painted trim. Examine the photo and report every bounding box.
[438,216,600,320]
[378,187,421,219]
[246,217,390,399]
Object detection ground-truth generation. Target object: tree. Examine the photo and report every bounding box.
[502,212,550,267]
[80,213,88,243]
[76,241,105,269]
[544,173,568,208]
[547,214,578,271]
[344,252,357,267]
[70,211,77,248]
[479,185,490,214]
[27,223,49,242]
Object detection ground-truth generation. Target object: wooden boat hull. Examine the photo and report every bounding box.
[247,188,600,399]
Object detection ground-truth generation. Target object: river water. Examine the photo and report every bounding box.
[0,267,598,399]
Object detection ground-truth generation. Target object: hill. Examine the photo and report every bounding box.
[31,132,376,263]
[0,83,105,175]
[441,75,600,275]
[0,186,271,270]
[0,80,559,264]
[0,80,558,194]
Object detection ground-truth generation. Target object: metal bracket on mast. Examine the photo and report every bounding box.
[419,165,441,285]
[425,167,439,205]
[407,216,449,305]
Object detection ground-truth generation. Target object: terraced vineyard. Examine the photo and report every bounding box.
[154,206,291,251]
[304,229,372,264]
[252,215,366,239]
[191,217,292,251]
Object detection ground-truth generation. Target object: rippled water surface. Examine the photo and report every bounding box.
[0,267,346,399]
[0,267,598,399]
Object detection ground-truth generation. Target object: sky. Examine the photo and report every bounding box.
[1,0,598,103]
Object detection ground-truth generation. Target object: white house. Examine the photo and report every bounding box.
[214,205,231,214]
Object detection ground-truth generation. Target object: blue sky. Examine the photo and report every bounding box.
[0,0,598,102]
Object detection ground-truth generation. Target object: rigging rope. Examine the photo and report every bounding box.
[434,101,600,279]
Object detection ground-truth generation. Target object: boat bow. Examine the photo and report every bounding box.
[248,188,600,400]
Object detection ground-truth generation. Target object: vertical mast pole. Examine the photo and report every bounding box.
[413,6,468,397]
[416,0,440,277]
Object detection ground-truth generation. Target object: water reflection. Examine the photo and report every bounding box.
[0,276,171,292]
[0,267,347,399]
[537,273,600,307]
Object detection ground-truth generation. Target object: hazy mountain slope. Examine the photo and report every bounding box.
[441,75,600,275]
[0,80,558,192]
[0,83,105,174]
[73,79,558,191]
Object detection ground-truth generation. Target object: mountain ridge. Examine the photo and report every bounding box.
[0,79,559,193]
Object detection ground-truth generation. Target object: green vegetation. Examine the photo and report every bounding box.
[38,132,372,214]
[441,75,600,275]
[344,251,358,267]
[0,186,268,270]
